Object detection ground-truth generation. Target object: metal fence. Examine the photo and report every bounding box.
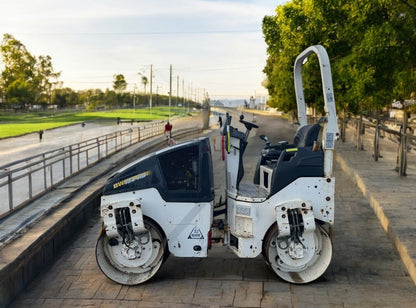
[0,121,165,219]
[339,115,416,176]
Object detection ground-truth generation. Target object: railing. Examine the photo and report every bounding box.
[339,115,416,176]
[0,121,165,219]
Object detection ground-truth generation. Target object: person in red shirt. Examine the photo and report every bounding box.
[164,121,173,138]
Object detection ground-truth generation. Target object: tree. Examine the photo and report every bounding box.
[113,74,127,93]
[141,76,148,94]
[262,0,416,116]
[341,1,407,113]
[0,34,37,106]
[262,1,312,113]
[113,74,127,108]
[0,34,61,107]
[6,79,34,106]
[35,55,61,104]
[52,87,79,108]
[104,88,117,108]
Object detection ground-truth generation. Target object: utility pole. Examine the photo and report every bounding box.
[182,79,185,113]
[149,64,153,114]
[169,64,172,121]
[188,82,192,112]
[133,84,136,113]
[176,75,179,107]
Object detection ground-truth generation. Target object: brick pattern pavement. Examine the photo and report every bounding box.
[11,165,416,307]
[336,124,416,285]
[10,115,416,307]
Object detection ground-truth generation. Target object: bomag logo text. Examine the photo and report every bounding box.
[113,171,151,189]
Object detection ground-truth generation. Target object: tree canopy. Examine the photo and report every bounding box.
[263,0,416,115]
[113,74,127,93]
[0,34,61,106]
[141,76,148,94]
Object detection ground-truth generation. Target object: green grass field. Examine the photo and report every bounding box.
[0,107,188,138]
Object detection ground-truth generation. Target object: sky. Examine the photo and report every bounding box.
[0,0,287,100]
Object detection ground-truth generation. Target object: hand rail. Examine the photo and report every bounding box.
[338,115,416,176]
[0,121,165,219]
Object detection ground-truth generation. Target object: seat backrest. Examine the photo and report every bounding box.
[269,147,324,196]
[293,123,321,147]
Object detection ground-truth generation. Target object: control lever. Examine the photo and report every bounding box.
[239,114,259,131]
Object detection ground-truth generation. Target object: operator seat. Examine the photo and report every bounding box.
[293,123,322,148]
[271,123,322,156]
[268,123,324,195]
[253,123,322,185]
[269,147,324,196]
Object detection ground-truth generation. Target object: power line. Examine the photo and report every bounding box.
[14,30,260,36]
[64,81,110,84]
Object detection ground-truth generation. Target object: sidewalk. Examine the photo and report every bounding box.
[335,125,416,285]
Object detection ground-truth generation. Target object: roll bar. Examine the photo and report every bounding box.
[294,45,339,177]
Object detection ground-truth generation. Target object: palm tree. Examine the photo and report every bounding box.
[141,76,148,95]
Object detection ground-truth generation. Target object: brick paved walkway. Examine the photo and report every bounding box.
[9,113,416,307]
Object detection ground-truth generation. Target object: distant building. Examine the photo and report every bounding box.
[210,100,224,107]
[210,96,269,109]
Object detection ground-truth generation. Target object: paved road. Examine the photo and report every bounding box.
[10,113,416,307]
[0,122,124,166]
[0,116,202,166]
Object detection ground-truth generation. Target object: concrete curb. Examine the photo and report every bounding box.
[335,152,416,285]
